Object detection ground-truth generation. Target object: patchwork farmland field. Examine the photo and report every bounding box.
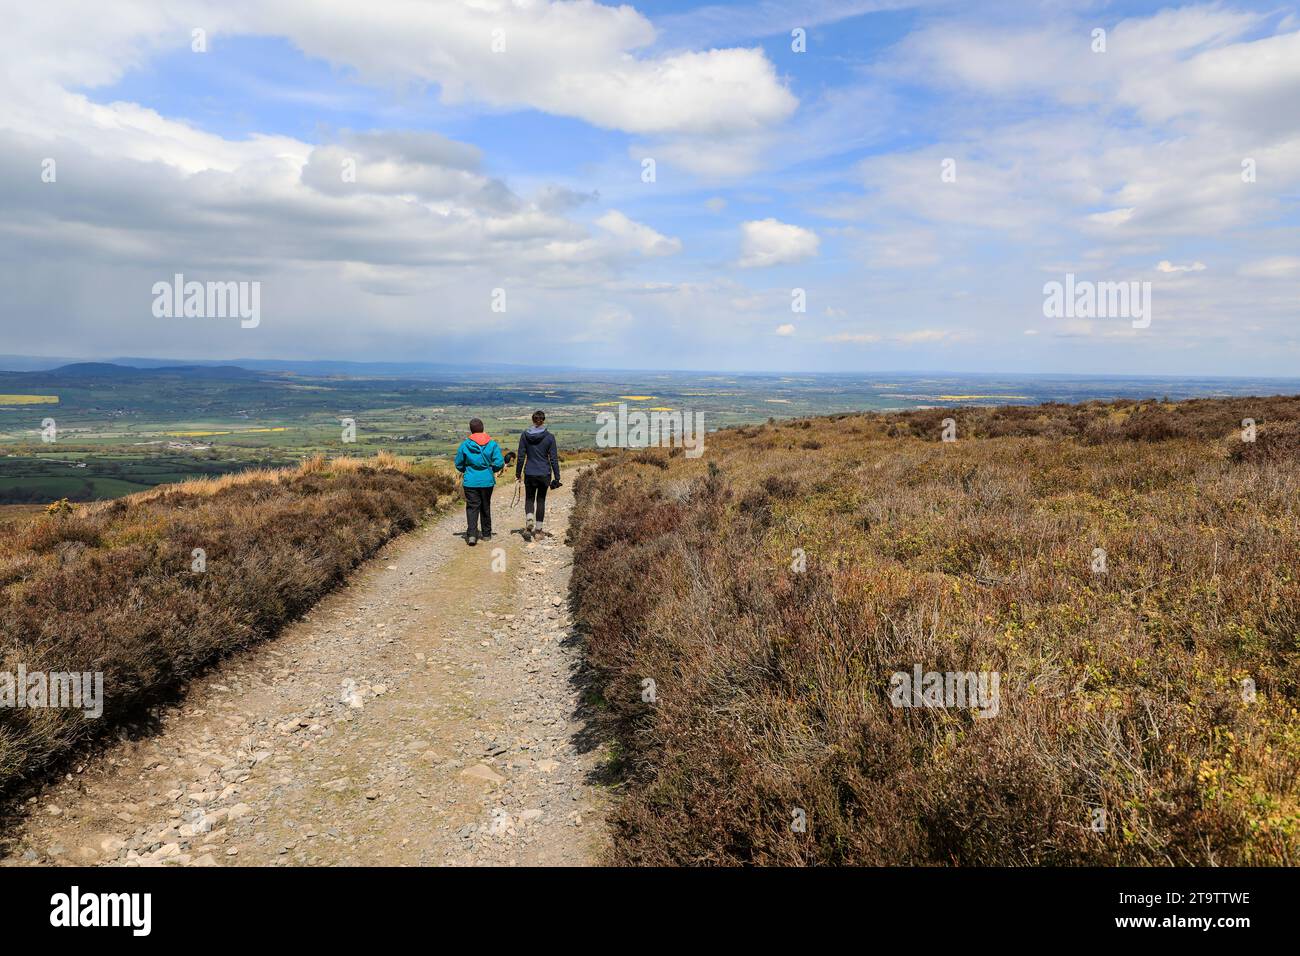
[2,361,1299,504]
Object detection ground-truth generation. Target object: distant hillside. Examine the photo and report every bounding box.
[112,357,561,378]
[569,394,1300,865]
[43,362,153,379]
[39,363,267,380]
[0,356,580,379]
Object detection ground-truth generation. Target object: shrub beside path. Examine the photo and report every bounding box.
[0,479,607,866]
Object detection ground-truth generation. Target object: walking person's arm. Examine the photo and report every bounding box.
[548,433,561,485]
[516,433,526,481]
[454,442,467,475]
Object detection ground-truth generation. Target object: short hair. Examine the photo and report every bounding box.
[469,418,484,433]
[531,409,545,425]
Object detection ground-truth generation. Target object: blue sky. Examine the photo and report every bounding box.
[2,0,1298,374]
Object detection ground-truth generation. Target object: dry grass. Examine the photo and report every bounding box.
[569,395,1300,865]
[0,457,454,796]
[123,451,417,504]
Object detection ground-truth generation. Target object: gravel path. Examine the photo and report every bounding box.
[0,477,607,867]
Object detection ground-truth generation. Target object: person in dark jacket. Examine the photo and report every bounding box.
[515,409,560,541]
[455,418,504,546]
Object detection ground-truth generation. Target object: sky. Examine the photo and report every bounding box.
[1,0,1298,375]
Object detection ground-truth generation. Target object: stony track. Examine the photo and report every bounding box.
[0,478,607,867]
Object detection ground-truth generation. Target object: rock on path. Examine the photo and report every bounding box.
[0,476,607,867]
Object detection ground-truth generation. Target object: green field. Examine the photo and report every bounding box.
[0,453,255,503]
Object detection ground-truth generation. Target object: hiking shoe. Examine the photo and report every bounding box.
[526,514,535,533]
[481,531,493,540]
[522,529,533,542]
[467,533,477,546]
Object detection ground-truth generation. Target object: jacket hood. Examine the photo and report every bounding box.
[524,426,548,443]
[469,432,492,446]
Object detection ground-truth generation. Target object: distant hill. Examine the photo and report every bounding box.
[44,362,266,380]
[107,357,589,379]
[0,355,591,379]
[0,363,270,384]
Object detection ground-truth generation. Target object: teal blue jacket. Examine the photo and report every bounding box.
[455,434,504,488]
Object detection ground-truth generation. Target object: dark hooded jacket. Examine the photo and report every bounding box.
[517,426,560,481]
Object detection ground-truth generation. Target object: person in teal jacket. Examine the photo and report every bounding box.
[454,418,504,545]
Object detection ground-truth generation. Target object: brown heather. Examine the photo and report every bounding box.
[0,456,454,796]
[569,395,1300,865]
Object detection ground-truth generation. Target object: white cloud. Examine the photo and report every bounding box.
[1156,260,1207,273]
[301,134,513,209]
[895,329,956,343]
[868,10,1300,244]
[1239,256,1300,278]
[1116,20,1300,136]
[0,0,794,139]
[888,8,1263,117]
[1088,208,1136,227]
[0,2,714,334]
[0,2,799,197]
[235,1,797,137]
[646,133,773,178]
[594,211,682,257]
[738,219,820,268]
[775,323,795,336]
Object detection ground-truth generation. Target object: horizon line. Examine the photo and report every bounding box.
[4,354,1300,382]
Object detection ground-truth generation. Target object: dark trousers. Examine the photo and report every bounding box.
[465,486,493,535]
[523,475,549,523]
